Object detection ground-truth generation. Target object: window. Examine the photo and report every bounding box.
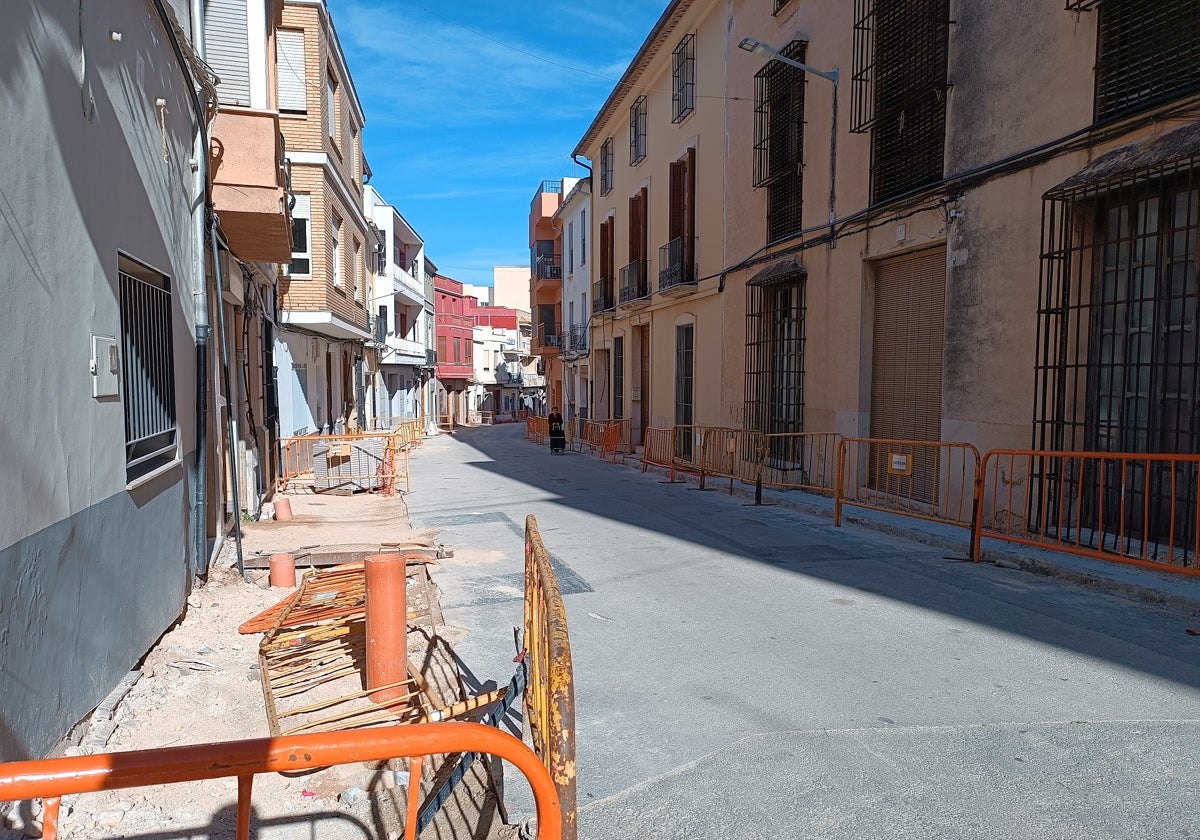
[325,71,338,142]
[773,0,792,11]
[1094,0,1200,121]
[674,324,695,459]
[118,254,177,481]
[629,96,648,165]
[754,40,806,242]
[204,0,250,106]
[352,124,360,180]
[275,29,306,112]
[568,221,575,273]
[437,335,446,362]
[331,212,342,286]
[600,138,614,195]
[744,273,806,462]
[581,210,587,264]
[851,0,951,203]
[613,336,624,419]
[661,148,697,290]
[1037,152,1200,559]
[352,238,361,300]
[672,34,695,123]
[453,337,461,363]
[287,194,311,275]
[621,188,649,303]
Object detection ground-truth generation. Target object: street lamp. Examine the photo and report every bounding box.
[738,36,840,229]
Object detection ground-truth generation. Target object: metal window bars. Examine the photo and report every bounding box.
[119,263,177,478]
[1094,0,1200,121]
[600,138,614,195]
[672,34,695,123]
[629,96,648,165]
[744,274,807,466]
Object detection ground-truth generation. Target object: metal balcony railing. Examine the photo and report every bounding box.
[535,254,562,280]
[568,324,588,353]
[537,323,562,350]
[618,260,649,304]
[658,236,696,291]
[592,278,615,313]
[424,349,437,368]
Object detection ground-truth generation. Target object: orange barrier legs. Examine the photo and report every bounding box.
[365,553,409,703]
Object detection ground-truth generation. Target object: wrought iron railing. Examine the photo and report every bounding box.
[568,324,588,353]
[658,236,695,291]
[618,260,649,304]
[592,278,615,313]
[536,254,562,280]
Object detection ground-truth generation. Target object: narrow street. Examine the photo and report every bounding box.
[411,424,1200,840]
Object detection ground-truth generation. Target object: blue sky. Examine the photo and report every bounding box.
[329,1,667,285]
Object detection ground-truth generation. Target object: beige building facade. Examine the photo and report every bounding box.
[576,0,731,446]
[578,0,1200,535]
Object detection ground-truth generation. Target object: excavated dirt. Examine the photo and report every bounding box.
[1,494,515,840]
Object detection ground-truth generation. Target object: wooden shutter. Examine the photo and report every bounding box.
[276,29,307,112]
[870,246,947,501]
[204,0,251,106]
[600,219,611,280]
[628,194,641,264]
[638,187,649,262]
[684,147,696,272]
[669,161,685,240]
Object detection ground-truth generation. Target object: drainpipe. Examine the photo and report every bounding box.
[149,0,214,576]
[570,154,593,178]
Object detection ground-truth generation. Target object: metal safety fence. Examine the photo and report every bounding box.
[0,722,562,840]
[641,427,678,480]
[278,429,413,495]
[835,437,981,535]
[526,416,548,443]
[523,515,577,840]
[973,449,1200,576]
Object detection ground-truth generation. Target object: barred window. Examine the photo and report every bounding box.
[119,255,178,481]
[1094,0,1200,121]
[672,34,695,123]
[600,137,614,195]
[773,0,790,12]
[629,96,648,165]
[613,336,625,419]
[851,0,950,204]
[745,272,806,458]
[1036,150,1200,556]
[753,40,806,242]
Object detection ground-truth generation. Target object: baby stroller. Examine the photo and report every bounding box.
[549,418,566,454]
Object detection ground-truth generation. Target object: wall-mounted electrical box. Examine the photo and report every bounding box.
[91,334,120,398]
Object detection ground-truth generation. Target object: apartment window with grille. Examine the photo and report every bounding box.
[754,40,806,243]
[287,194,311,276]
[674,324,695,459]
[744,273,806,462]
[672,34,695,123]
[851,0,950,204]
[1036,155,1200,561]
[600,138,614,195]
[331,212,342,286]
[118,254,178,482]
[629,96,648,165]
[613,336,625,419]
[1094,0,1200,121]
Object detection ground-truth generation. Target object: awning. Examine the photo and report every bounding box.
[1045,122,1200,200]
[746,256,807,287]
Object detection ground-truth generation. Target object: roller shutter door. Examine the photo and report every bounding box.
[204,0,250,106]
[870,247,946,502]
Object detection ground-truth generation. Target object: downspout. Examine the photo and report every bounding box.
[149,0,213,576]
[570,154,593,178]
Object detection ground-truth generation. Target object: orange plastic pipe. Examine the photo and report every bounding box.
[365,552,409,703]
[0,722,562,840]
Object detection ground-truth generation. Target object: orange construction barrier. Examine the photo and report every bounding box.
[641,427,678,480]
[973,449,1200,576]
[0,722,562,840]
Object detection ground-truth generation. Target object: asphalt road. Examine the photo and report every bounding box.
[406,424,1200,840]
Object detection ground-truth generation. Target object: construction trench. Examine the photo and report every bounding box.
[0,489,568,840]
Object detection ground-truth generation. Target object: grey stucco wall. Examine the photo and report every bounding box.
[0,1,201,759]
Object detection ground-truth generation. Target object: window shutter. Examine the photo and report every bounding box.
[276,29,307,112]
[638,187,649,262]
[204,0,251,106]
[669,161,685,240]
[628,195,640,263]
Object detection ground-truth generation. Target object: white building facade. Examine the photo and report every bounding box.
[557,179,592,423]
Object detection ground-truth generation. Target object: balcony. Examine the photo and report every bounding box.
[618,260,650,308]
[658,236,697,297]
[534,254,562,281]
[384,336,426,366]
[435,312,474,330]
[423,349,437,369]
[209,108,292,262]
[535,323,562,354]
[392,264,423,306]
[592,278,615,314]
[567,324,588,355]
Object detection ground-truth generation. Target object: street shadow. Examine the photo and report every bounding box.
[432,425,1200,694]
